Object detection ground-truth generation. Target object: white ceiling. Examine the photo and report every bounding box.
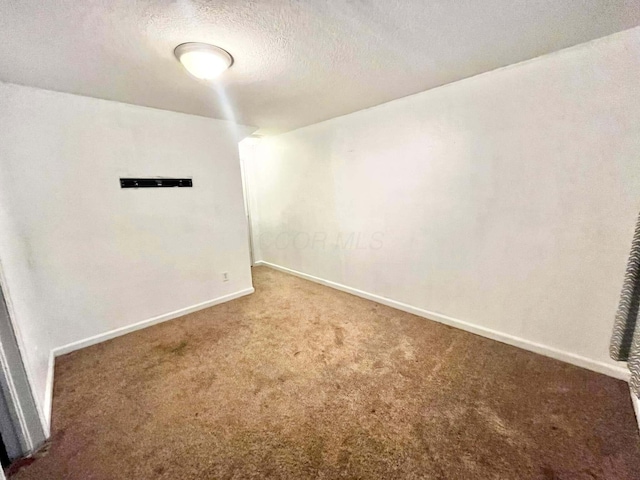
[1,1,639,135]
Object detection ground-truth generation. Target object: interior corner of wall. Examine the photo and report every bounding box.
[236,124,259,142]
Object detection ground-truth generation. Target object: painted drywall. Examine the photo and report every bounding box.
[0,82,254,424]
[246,28,640,378]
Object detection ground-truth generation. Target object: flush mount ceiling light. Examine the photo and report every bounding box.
[174,43,233,80]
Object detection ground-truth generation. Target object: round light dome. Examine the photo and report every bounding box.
[174,43,233,80]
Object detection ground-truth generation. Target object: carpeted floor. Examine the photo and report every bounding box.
[10,266,640,479]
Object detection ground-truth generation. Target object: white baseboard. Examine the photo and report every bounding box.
[44,287,254,432]
[255,261,630,381]
[52,288,254,357]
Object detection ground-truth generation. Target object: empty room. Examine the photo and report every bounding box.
[1,1,640,478]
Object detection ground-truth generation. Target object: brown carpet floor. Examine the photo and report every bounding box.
[10,266,640,479]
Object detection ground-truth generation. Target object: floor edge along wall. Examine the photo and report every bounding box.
[253,261,629,381]
[43,287,254,431]
[41,261,639,435]
[256,261,640,431]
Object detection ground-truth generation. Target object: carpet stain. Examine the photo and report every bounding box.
[10,267,640,479]
[155,340,188,356]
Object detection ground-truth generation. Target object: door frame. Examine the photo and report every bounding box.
[0,266,46,460]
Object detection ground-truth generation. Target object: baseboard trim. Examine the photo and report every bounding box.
[255,261,629,381]
[44,287,254,431]
[52,288,254,357]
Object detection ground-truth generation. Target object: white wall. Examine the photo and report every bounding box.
[0,82,254,426]
[247,27,640,379]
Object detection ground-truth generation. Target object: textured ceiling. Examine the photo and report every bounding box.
[1,1,639,135]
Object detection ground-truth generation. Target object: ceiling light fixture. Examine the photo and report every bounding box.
[174,43,233,80]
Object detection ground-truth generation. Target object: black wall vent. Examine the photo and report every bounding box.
[120,178,193,188]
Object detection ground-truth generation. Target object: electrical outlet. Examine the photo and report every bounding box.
[222,272,229,282]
